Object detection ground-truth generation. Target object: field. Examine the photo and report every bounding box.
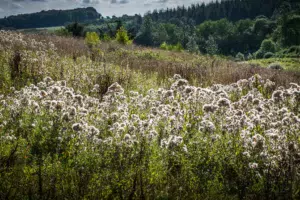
[248,58,300,72]
[0,31,300,199]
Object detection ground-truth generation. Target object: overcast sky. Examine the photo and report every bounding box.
[0,0,211,18]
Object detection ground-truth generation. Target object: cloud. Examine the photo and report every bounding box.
[11,2,23,9]
[0,0,212,18]
[110,0,129,4]
[82,0,100,4]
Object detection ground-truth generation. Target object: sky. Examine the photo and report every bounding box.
[0,0,211,18]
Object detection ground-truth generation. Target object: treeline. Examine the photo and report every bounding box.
[0,7,101,29]
[146,0,293,24]
[63,0,300,59]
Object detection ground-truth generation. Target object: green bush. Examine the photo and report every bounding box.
[85,32,100,47]
[247,53,254,60]
[54,28,72,37]
[116,26,131,45]
[102,33,112,42]
[254,49,264,59]
[260,39,276,53]
[264,52,275,58]
[235,52,245,61]
[160,42,168,50]
[160,42,183,52]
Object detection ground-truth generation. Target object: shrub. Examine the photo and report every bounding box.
[160,42,168,50]
[268,63,284,70]
[85,32,100,47]
[264,52,275,59]
[186,35,199,53]
[254,49,264,59]
[205,35,219,55]
[116,26,131,45]
[235,52,245,61]
[247,53,254,60]
[54,28,72,37]
[160,42,183,52]
[102,33,112,42]
[260,39,276,53]
[173,42,184,51]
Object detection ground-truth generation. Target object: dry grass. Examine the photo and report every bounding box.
[16,32,300,88]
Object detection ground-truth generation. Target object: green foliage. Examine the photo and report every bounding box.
[235,52,245,61]
[247,53,254,60]
[264,52,275,59]
[0,7,100,29]
[134,16,154,46]
[260,39,276,53]
[66,22,85,37]
[254,39,276,59]
[85,32,100,47]
[160,42,168,50]
[54,27,72,37]
[281,15,300,46]
[102,33,112,42]
[255,49,264,59]
[205,35,218,55]
[160,42,183,52]
[116,26,131,45]
[186,35,199,53]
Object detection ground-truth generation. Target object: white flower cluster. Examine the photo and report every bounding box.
[0,30,56,52]
[0,74,299,170]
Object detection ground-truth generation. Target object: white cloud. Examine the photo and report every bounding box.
[0,0,212,18]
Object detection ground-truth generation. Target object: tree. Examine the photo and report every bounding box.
[153,24,169,46]
[205,35,218,55]
[186,34,199,53]
[66,22,84,37]
[260,39,276,53]
[116,26,131,45]
[134,16,154,46]
[281,15,300,46]
[85,32,100,47]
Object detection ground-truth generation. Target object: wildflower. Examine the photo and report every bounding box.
[272,90,283,102]
[62,112,70,121]
[69,106,77,116]
[107,82,124,94]
[74,95,83,103]
[43,76,53,83]
[72,123,82,132]
[88,126,100,137]
[242,151,251,158]
[173,74,182,80]
[249,162,258,169]
[124,134,131,142]
[203,104,218,113]
[217,98,231,107]
[171,79,188,90]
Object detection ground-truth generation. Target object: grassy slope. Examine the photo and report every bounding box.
[248,57,300,71]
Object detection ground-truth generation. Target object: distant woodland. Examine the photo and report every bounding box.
[0,7,101,29]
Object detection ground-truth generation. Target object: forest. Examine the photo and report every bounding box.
[0,7,101,29]
[57,0,300,60]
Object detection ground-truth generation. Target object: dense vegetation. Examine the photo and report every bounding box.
[2,1,300,60]
[0,30,299,199]
[0,0,300,199]
[0,7,101,29]
[44,0,300,60]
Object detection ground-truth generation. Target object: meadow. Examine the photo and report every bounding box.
[0,31,299,199]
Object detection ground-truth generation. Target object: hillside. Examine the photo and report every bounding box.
[0,30,300,199]
[0,0,300,199]
[0,7,101,29]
